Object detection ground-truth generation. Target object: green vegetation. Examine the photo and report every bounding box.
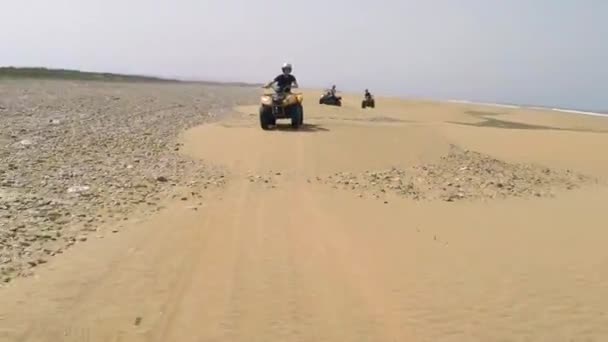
[0,67,179,83]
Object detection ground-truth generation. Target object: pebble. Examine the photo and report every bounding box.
[67,185,90,194]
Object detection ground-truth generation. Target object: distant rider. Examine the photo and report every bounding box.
[365,89,372,99]
[330,85,337,98]
[264,63,299,92]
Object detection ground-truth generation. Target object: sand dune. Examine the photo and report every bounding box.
[1,87,608,341]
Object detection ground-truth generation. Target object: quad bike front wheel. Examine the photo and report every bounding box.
[259,105,274,130]
[291,104,303,129]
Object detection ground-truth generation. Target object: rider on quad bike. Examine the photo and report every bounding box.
[330,85,337,97]
[361,88,375,109]
[264,63,299,92]
[319,84,342,106]
[259,63,304,130]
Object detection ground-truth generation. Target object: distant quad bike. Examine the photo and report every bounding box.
[361,95,375,109]
[259,85,304,130]
[319,90,342,106]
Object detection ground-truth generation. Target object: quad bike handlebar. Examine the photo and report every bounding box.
[262,84,301,96]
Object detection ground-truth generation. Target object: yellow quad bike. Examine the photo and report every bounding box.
[259,85,304,130]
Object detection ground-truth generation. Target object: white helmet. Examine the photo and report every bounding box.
[282,62,292,74]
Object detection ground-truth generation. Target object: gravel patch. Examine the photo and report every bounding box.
[319,145,593,202]
[0,80,257,284]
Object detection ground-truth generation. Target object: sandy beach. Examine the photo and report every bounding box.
[1,83,608,341]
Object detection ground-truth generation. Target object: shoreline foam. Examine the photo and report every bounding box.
[447,99,521,109]
[447,99,608,117]
[550,108,608,117]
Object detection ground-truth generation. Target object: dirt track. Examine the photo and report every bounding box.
[2,88,608,341]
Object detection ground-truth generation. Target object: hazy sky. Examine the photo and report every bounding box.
[2,0,607,109]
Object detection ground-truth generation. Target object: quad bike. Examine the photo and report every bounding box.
[259,85,304,130]
[319,90,342,106]
[361,95,375,109]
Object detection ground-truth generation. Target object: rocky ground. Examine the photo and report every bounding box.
[246,170,283,189]
[318,145,593,202]
[0,79,257,284]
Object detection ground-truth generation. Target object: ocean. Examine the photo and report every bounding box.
[447,100,608,118]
